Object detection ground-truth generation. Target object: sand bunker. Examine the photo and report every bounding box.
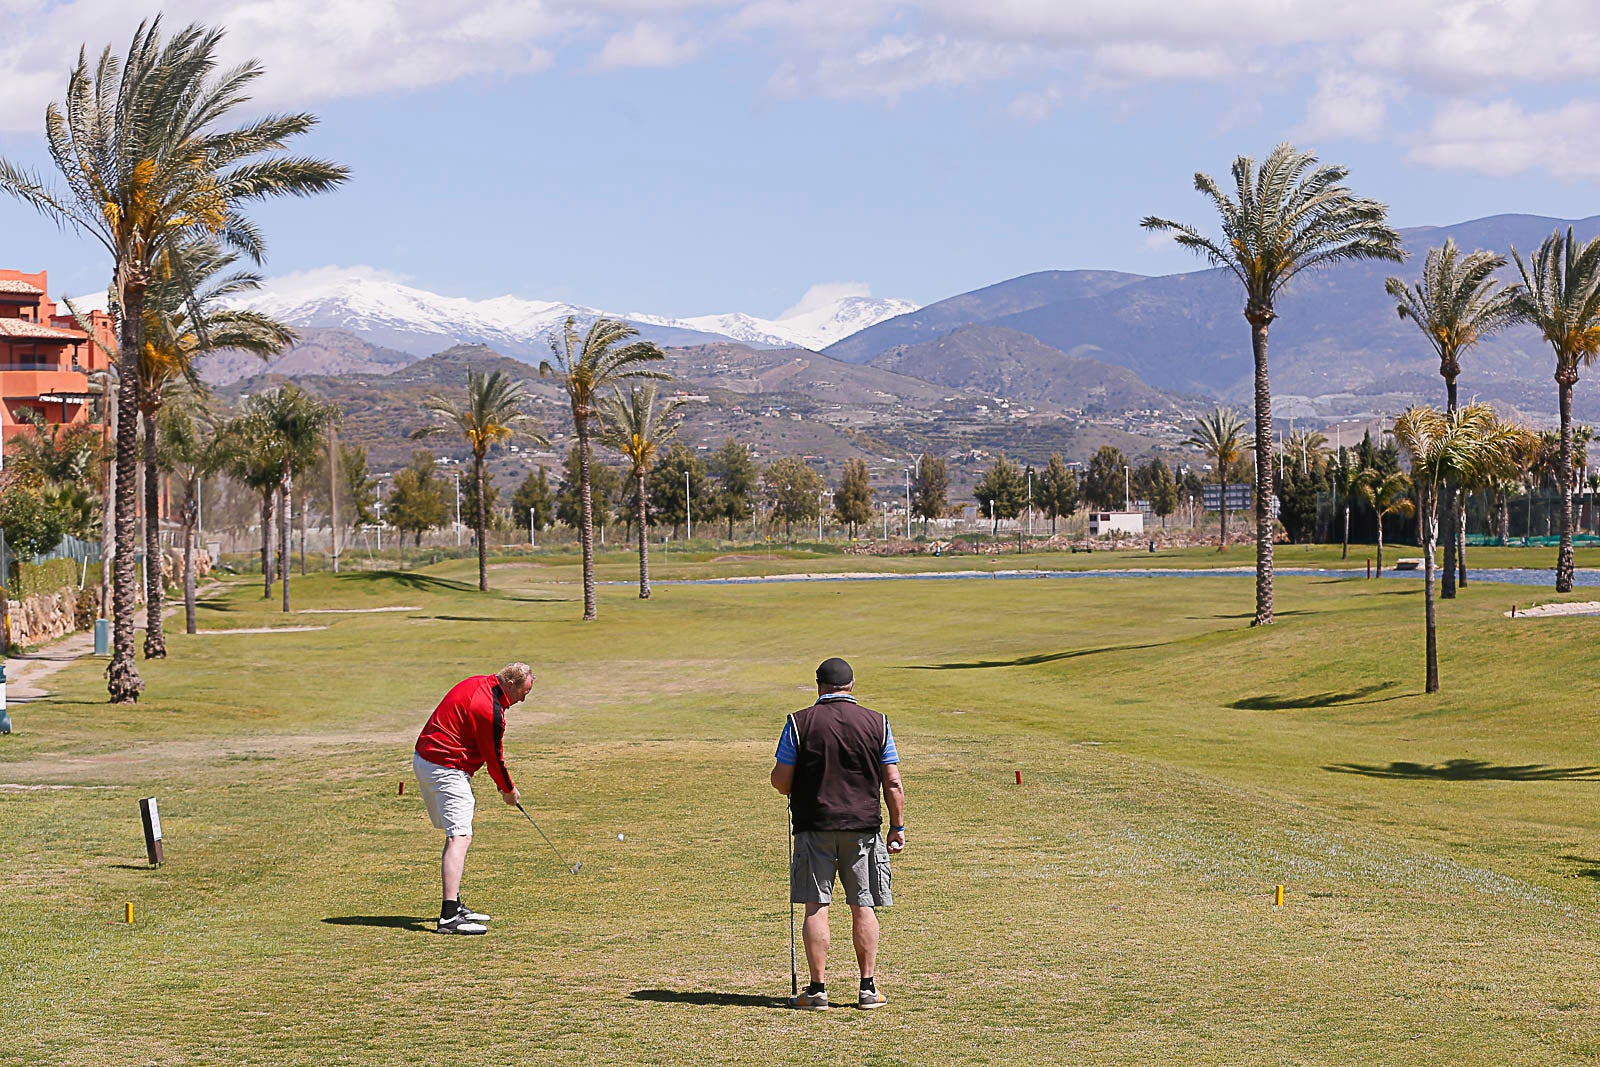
[1504,601,1600,618]
[197,625,329,634]
[297,606,419,614]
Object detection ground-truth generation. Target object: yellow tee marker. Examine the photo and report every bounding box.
[1274,885,1285,907]
[125,902,134,924]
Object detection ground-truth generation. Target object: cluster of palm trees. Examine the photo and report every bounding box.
[1148,143,1600,640]
[410,316,673,618]
[0,19,349,702]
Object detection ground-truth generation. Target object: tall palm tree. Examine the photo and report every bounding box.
[1355,469,1414,576]
[253,386,340,613]
[1510,229,1600,592]
[600,384,682,600]
[1284,429,1329,476]
[412,369,545,592]
[541,318,668,619]
[0,18,349,701]
[1144,144,1404,626]
[1394,404,1531,692]
[138,240,295,656]
[1386,239,1519,598]
[1185,408,1252,550]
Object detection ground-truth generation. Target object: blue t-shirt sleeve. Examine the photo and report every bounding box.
[881,720,899,764]
[774,719,798,765]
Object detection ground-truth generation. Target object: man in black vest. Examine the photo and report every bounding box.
[771,657,906,1010]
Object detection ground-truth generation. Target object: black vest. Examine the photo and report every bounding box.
[789,698,887,833]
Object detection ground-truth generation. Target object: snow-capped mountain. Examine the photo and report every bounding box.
[669,296,921,351]
[227,269,918,361]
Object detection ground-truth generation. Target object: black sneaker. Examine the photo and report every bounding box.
[437,912,487,935]
[455,900,491,922]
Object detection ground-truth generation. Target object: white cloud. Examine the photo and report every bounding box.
[595,22,699,68]
[772,34,1030,101]
[1008,86,1066,122]
[1411,98,1600,180]
[1295,71,1392,141]
[780,281,871,319]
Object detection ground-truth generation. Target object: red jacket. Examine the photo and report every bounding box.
[415,675,516,793]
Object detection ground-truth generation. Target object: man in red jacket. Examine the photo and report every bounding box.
[414,662,535,934]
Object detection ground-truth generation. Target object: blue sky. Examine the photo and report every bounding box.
[3,2,1600,318]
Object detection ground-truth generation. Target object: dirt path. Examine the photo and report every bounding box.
[5,630,96,701]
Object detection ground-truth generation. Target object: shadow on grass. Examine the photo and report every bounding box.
[628,989,790,1009]
[321,915,434,932]
[1326,759,1600,781]
[903,642,1167,671]
[1229,682,1399,710]
[343,571,480,594]
[1206,609,1314,619]
[109,864,158,871]
[1561,856,1600,880]
[503,596,569,603]
[196,597,237,613]
[410,615,508,623]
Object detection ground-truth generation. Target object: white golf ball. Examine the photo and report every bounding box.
[617,833,625,842]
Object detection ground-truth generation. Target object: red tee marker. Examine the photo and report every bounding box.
[398,781,405,796]
[1015,770,1022,785]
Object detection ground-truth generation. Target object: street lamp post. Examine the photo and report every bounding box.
[685,470,692,541]
[529,506,536,547]
[1027,468,1033,536]
[453,470,462,546]
[1124,466,1131,513]
[818,490,825,541]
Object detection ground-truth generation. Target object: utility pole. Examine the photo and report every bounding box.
[328,425,338,573]
[1124,466,1130,513]
[905,454,923,539]
[453,470,462,547]
[685,470,692,540]
[1027,468,1033,536]
[818,490,825,541]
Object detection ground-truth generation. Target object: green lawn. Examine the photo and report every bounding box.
[6,558,1600,1064]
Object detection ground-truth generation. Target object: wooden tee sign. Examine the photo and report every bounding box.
[139,797,165,867]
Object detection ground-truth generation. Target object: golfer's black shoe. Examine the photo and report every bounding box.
[455,900,491,922]
[437,913,488,935]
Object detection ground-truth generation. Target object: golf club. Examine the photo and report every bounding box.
[513,801,582,874]
[787,800,798,1006]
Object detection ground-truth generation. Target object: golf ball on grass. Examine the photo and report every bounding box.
[617,833,625,841]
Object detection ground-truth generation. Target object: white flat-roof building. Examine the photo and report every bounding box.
[1088,510,1144,536]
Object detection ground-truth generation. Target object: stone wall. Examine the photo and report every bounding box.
[3,547,204,648]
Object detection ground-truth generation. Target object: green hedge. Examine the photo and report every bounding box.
[15,558,80,599]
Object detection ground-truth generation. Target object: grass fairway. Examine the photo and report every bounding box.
[6,560,1600,1065]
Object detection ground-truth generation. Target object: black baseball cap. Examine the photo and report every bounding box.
[816,657,854,688]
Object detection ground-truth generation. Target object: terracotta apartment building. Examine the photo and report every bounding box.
[0,268,117,449]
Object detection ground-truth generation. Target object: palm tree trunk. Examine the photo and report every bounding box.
[1248,316,1275,626]
[99,396,115,620]
[637,471,651,599]
[280,471,292,613]
[1442,378,1457,599]
[1557,377,1577,592]
[1457,505,1468,588]
[1423,501,1439,693]
[141,410,167,659]
[260,490,274,598]
[1342,505,1350,560]
[1499,490,1510,544]
[475,450,489,592]
[577,416,597,620]
[1219,480,1228,549]
[183,498,197,636]
[108,282,146,703]
[1376,516,1385,577]
[299,493,307,577]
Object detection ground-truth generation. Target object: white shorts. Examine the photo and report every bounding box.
[413,752,476,837]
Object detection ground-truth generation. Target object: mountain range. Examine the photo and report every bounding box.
[236,272,918,360]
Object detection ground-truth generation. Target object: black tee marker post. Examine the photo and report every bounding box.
[139,797,164,867]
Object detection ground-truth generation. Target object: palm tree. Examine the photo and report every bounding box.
[1284,429,1329,476]
[541,318,668,620]
[254,386,340,613]
[600,384,682,600]
[216,407,283,598]
[1354,469,1414,576]
[1143,144,1404,626]
[138,240,295,656]
[1393,405,1531,692]
[1185,408,1252,550]
[156,399,216,635]
[1510,229,1600,592]
[0,18,349,701]
[412,369,545,592]
[1386,239,1519,598]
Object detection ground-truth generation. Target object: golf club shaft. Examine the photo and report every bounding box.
[788,801,798,997]
[515,801,579,872]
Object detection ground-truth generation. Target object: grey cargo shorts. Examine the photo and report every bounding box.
[791,830,892,907]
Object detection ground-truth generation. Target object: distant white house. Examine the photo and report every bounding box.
[1088,511,1144,536]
